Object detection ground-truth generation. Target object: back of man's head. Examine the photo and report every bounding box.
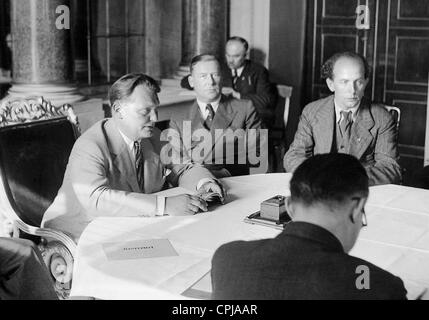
[290,153,369,207]
[289,154,369,252]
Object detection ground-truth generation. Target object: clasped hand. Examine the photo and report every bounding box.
[165,181,226,216]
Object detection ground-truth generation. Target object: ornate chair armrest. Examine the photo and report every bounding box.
[13,219,76,255]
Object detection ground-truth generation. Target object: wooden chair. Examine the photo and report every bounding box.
[0,96,79,299]
[374,103,403,182]
[384,105,401,133]
[269,85,293,172]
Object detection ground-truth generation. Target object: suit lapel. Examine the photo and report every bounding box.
[349,99,375,159]
[211,96,236,131]
[105,120,140,192]
[313,96,335,154]
[190,101,205,132]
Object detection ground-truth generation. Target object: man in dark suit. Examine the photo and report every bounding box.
[284,52,401,186]
[181,37,277,127]
[0,237,58,300]
[211,153,407,300]
[168,54,264,178]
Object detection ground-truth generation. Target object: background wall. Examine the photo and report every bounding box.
[229,0,270,67]
[230,0,307,150]
[269,0,307,147]
[160,0,182,78]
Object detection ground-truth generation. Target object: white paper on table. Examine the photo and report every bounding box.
[102,239,178,261]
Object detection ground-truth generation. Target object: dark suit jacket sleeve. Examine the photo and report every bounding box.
[283,107,314,172]
[240,66,277,118]
[365,110,402,185]
[163,119,216,190]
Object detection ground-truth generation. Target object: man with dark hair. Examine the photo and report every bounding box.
[181,37,277,127]
[284,51,401,186]
[211,153,407,300]
[169,54,263,178]
[42,73,225,241]
[0,237,58,300]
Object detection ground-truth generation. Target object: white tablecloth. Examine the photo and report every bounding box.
[70,173,429,299]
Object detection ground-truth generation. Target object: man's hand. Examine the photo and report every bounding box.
[165,194,208,216]
[222,87,241,99]
[198,180,227,200]
[231,90,241,100]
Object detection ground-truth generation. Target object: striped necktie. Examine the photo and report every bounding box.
[133,141,144,192]
[204,104,215,130]
[232,69,238,90]
[339,111,352,141]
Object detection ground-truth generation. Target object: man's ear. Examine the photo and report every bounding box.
[350,196,367,224]
[326,78,335,93]
[188,75,194,89]
[112,102,122,118]
[286,196,295,219]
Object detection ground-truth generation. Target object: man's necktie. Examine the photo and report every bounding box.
[133,141,144,192]
[204,104,215,130]
[232,69,238,90]
[339,110,352,141]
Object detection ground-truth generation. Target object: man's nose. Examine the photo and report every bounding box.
[209,74,217,84]
[150,109,158,122]
[348,82,357,94]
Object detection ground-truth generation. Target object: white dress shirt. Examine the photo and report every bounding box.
[334,101,360,124]
[118,129,136,162]
[232,65,245,78]
[197,97,221,120]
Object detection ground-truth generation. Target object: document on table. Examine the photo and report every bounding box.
[103,239,178,261]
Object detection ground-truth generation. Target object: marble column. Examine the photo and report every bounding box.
[7,0,83,105]
[177,0,228,77]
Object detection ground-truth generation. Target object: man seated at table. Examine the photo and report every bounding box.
[284,51,401,186]
[0,237,58,300]
[42,73,225,241]
[211,153,407,300]
[167,54,264,178]
[181,36,278,127]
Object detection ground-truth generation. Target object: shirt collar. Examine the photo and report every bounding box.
[118,128,135,153]
[197,97,221,115]
[232,65,245,77]
[334,100,360,123]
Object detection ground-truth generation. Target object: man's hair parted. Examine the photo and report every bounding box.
[321,51,371,80]
[289,153,369,207]
[189,54,220,74]
[109,73,160,107]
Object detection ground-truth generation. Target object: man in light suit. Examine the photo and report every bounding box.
[168,54,264,178]
[42,73,225,241]
[181,37,277,127]
[212,154,407,300]
[284,52,401,186]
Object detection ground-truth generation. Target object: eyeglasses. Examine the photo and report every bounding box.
[361,209,367,227]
